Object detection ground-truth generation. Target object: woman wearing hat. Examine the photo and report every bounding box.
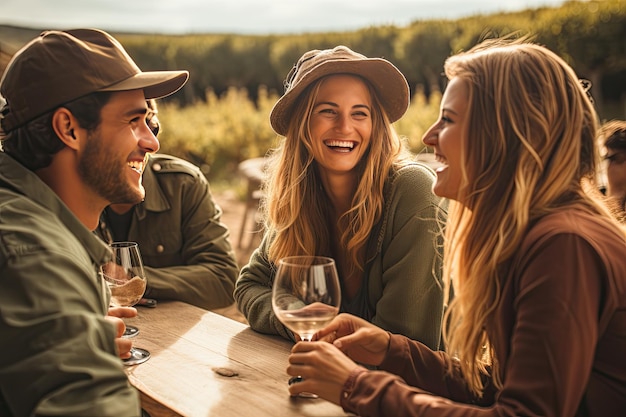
[234,46,446,349]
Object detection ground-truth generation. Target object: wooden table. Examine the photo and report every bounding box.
[125,301,351,417]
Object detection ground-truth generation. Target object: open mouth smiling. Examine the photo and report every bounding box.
[128,160,144,174]
[324,140,356,153]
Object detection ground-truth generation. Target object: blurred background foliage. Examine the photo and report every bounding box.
[1,0,624,189]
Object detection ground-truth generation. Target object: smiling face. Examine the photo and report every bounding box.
[78,89,159,205]
[422,77,470,202]
[308,74,372,177]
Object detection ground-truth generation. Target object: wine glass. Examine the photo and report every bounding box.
[272,256,341,398]
[102,241,151,366]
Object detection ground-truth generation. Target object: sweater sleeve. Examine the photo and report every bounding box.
[371,165,446,349]
[234,234,295,341]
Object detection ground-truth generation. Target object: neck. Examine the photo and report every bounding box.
[35,148,106,231]
[108,203,134,214]
[319,171,358,217]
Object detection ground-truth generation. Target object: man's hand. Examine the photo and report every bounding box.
[106,307,137,359]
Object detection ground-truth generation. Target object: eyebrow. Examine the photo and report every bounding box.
[123,107,149,118]
[442,107,459,116]
[314,102,371,111]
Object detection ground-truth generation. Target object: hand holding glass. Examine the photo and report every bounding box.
[101,241,150,365]
[272,256,341,397]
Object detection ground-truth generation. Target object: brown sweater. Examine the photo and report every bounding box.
[342,208,626,416]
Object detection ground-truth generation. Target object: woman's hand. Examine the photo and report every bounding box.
[314,313,391,367]
[106,307,137,359]
[287,341,363,404]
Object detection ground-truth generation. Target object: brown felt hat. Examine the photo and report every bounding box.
[270,45,410,136]
[0,28,189,133]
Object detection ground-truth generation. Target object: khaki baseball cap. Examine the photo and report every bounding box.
[0,28,189,133]
[270,45,409,136]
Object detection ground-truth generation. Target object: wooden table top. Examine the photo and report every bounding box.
[125,301,351,417]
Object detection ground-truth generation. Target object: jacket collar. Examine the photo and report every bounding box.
[134,155,170,220]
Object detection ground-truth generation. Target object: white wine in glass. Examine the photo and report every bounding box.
[272,256,341,398]
[102,241,150,366]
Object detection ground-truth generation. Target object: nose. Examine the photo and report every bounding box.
[139,123,160,154]
[334,113,354,134]
[422,122,439,148]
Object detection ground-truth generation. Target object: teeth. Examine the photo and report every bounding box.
[325,140,354,149]
[128,161,143,173]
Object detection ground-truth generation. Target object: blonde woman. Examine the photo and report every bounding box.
[234,46,446,349]
[286,39,626,416]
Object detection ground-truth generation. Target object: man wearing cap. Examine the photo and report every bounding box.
[600,120,626,220]
[0,29,188,416]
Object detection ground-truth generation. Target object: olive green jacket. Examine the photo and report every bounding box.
[97,154,238,310]
[0,153,140,416]
[235,163,446,349]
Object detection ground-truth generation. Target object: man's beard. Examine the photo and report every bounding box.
[78,130,145,205]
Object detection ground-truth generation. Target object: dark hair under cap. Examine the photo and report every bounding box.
[602,120,626,151]
[0,28,189,134]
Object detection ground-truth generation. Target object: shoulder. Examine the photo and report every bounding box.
[386,162,438,205]
[148,154,205,180]
[390,162,436,190]
[529,209,621,240]
[0,191,86,260]
[524,208,626,263]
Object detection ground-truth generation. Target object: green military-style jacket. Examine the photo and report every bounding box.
[0,153,140,416]
[97,154,239,310]
[235,163,447,350]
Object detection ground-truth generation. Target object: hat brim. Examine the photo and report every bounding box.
[99,70,189,99]
[270,59,409,136]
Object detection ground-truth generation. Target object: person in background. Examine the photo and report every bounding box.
[286,38,626,416]
[599,120,626,220]
[0,29,188,416]
[96,99,239,311]
[234,45,446,349]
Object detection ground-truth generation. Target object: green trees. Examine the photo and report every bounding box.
[112,0,626,182]
[118,0,624,118]
[3,1,622,186]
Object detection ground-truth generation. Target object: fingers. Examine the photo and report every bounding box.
[291,340,323,354]
[314,330,337,343]
[107,306,138,319]
[287,342,359,405]
[116,337,133,359]
[313,320,341,340]
[313,313,356,340]
[104,316,127,338]
[332,331,362,350]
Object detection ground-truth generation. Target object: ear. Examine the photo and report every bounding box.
[51,108,81,150]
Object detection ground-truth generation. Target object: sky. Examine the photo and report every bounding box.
[0,0,569,35]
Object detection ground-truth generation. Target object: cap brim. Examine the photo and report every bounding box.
[99,70,189,99]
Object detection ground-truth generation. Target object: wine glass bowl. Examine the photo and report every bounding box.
[272,255,341,398]
[102,241,150,365]
[102,244,147,308]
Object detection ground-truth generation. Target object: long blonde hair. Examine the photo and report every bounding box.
[264,75,412,270]
[440,38,616,396]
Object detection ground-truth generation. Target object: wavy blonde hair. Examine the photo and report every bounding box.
[264,75,412,270]
[440,38,620,396]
